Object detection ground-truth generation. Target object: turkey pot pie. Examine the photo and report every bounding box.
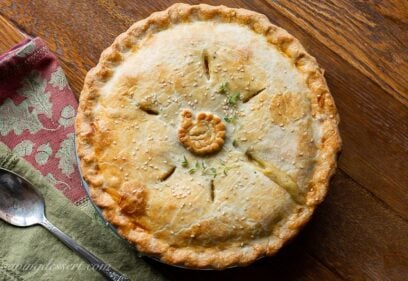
[75,3,341,269]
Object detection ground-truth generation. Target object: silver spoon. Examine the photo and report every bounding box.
[0,168,130,281]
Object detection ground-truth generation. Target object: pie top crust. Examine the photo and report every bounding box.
[75,3,341,269]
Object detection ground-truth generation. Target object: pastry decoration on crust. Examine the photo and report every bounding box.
[178,110,226,155]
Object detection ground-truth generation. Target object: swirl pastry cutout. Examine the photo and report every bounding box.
[178,109,226,155]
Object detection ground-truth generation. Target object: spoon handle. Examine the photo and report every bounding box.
[40,217,130,281]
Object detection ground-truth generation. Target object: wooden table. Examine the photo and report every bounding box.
[1,1,407,280]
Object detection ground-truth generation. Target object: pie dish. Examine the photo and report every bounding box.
[75,3,341,269]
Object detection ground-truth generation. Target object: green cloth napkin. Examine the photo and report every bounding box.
[0,142,167,281]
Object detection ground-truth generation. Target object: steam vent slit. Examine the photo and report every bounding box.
[203,50,210,80]
[139,104,159,115]
[243,88,266,103]
[160,166,176,181]
[210,179,215,201]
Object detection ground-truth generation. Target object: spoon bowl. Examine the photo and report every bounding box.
[0,169,45,227]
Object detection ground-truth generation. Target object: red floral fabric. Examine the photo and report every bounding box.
[0,37,85,204]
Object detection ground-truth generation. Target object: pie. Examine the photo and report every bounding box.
[75,3,341,269]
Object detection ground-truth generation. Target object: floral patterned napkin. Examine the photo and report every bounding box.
[0,37,87,207]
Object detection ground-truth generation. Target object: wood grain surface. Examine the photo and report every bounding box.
[0,15,25,52]
[1,1,407,280]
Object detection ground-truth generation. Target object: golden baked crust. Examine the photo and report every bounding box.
[75,3,341,269]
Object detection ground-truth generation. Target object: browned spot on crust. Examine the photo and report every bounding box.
[119,181,147,215]
[99,163,123,189]
[270,92,310,125]
[90,121,113,154]
[105,187,122,203]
